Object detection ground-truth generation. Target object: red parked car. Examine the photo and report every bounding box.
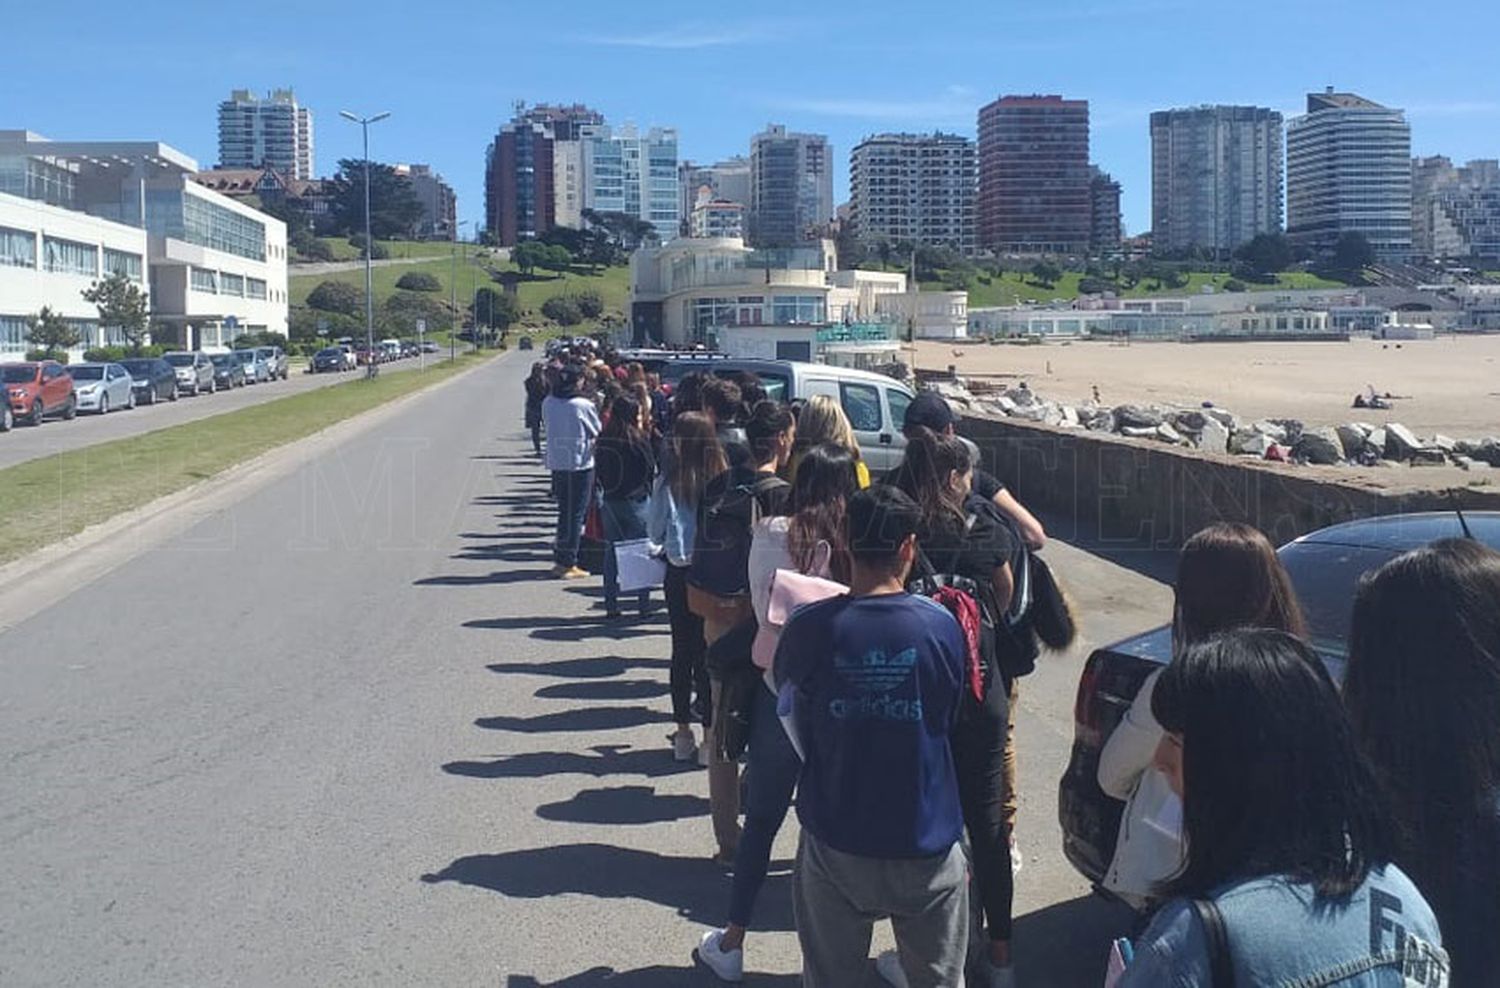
[3,360,77,426]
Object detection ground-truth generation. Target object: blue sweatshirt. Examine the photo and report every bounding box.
[774,592,965,859]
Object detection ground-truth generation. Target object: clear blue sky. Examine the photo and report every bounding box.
[5,0,1497,237]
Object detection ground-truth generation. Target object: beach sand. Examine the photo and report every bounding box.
[916,335,1500,440]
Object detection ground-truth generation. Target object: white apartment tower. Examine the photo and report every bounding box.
[1287,90,1412,260]
[749,125,834,248]
[849,132,976,254]
[217,89,315,180]
[1150,105,1283,254]
[583,124,680,245]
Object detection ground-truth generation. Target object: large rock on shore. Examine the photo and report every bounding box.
[1196,416,1231,454]
[1205,408,1240,433]
[1294,427,1347,465]
[1472,438,1500,467]
[1156,423,1185,445]
[1231,431,1274,456]
[1250,420,1288,444]
[1114,404,1163,430]
[1384,423,1425,461]
[1173,410,1208,434]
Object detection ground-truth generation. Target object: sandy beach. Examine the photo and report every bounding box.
[917,335,1500,440]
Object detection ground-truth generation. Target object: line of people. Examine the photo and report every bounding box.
[525,346,1494,986]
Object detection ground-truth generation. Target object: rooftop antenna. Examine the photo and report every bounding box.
[1449,491,1476,539]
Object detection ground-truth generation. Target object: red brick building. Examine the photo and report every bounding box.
[977,95,1091,255]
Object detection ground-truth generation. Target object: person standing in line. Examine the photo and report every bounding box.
[543,363,601,579]
[1097,522,1306,912]
[775,485,970,988]
[1345,539,1500,987]
[524,362,548,456]
[701,377,751,470]
[790,395,872,488]
[695,444,860,982]
[648,411,725,762]
[594,394,656,618]
[1119,629,1448,985]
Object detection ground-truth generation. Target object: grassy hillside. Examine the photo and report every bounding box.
[295,238,473,263]
[910,268,1350,308]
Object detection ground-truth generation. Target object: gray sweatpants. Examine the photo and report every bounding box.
[793,831,969,988]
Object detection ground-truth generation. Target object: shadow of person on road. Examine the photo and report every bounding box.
[421,843,794,932]
[535,679,669,701]
[505,965,804,987]
[486,655,670,679]
[464,613,667,643]
[476,706,672,733]
[444,744,699,780]
[1012,892,1136,985]
[415,570,552,587]
[536,785,709,825]
[450,544,555,564]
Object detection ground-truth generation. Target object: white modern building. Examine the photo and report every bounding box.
[849,132,975,254]
[679,157,751,228]
[217,88,314,181]
[1150,105,1283,255]
[582,124,680,246]
[1287,90,1412,260]
[689,193,745,239]
[750,125,834,248]
[0,131,288,356]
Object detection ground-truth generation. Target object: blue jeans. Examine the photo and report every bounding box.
[600,495,650,612]
[551,469,593,568]
[728,681,801,928]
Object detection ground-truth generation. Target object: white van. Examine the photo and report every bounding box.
[660,358,915,472]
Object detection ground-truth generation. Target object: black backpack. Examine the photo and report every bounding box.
[686,471,789,598]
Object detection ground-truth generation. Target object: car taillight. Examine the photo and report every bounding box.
[1074,651,1156,749]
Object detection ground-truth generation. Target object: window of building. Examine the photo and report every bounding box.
[247,277,267,300]
[0,226,36,268]
[191,267,219,293]
[0,314,27,353]
[103,248,143,282]
[42,236,97,276]
[771,295,825,325]
[221,272,245,297]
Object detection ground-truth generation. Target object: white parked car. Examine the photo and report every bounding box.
[70,362,137,414]
[234,349,271,383]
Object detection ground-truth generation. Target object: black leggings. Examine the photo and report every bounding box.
[663,565,708,725]
[529,421,542,454]
[952,673,1014,942]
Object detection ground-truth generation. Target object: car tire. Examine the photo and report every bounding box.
[99,393,110,415]
[62,395,76,420]
[169,385,178,401]
[29,400,43,426]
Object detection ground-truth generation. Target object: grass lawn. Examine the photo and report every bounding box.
[0,352,493,566]
[910,267,1350,307]
[298,238,467,263]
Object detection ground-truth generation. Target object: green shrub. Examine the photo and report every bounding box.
[1223,278,1248,293]
[306,280,363,316]
[573,289,604,320]
[395,271,442,292]
[348,233,389,260]
[541,295,583,326]
[25,349,67,363]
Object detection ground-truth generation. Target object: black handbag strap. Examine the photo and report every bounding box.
[1190,898,1234,988]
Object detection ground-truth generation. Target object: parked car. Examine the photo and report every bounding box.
[354,346,380,366]
[255,346,289,380]
[1058,510,1500,890]
[3,360,76,425]
[518,336,534,351]
[210,353,247,389]
[401,341,419,359]
[311,347,347,373]
[660,357,916,472]
[119,357,177,404]
[420,341,440,353]
[70,362,137,414]
[163,351,216,395]
[379,338,402,361]
[337,344,358,370]
[234,348,271,383]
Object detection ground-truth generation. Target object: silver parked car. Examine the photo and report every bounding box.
[163,351,217,395]
[255,346,289,380]
[70,362,137,414]
[234,349,271,383]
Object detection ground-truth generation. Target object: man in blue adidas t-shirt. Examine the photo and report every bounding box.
[774,485,968,988]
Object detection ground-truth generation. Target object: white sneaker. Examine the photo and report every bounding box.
[672,730,698,763]
[875,950,910,988]
[696,929,744,983]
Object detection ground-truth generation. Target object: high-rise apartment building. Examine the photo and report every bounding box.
[393,164,456,240]
[679,157,751,230]
[483,103,603,246]
[976,95,1091,254]
[216,89,314,180]
[848,132,975,254]
[749,125,834,248]
[1413,156,1500,262]
[583,124,679,245]
[1149,105,1283,254]
[1287,90,1412,260]
[1090,168,1123,255]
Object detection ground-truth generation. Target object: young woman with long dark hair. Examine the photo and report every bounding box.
[524,362,547,455]
[1119,629,1447,984]
[695,443,860,983]
[1346,538,1500,986]
[594,394,656,617]
[1098,522,1307,910]
[890,428,1020,988]
[648,412,726,762]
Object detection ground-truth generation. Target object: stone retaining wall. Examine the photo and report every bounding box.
[960,413,1500,552]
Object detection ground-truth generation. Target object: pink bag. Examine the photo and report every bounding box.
[751,568,848,669]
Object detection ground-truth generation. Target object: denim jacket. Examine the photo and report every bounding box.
[1120,865,1449,987]
[647,474,696,567]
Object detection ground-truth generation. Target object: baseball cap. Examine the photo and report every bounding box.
[903,391,956,432]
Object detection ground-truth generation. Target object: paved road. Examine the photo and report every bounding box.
[0,353,1172,986]
[0,357,450,471]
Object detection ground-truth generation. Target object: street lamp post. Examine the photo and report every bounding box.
[450,220,470,362]
[339,109,391,379]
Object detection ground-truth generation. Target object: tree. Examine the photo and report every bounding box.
[1223,278,1248,293]
[348,232,389,260]
[513,240,547,276]
[329,159,423,240]
[538,243,574,275]
[381,292,450,336]
[473,288,519,330]
[541,295,583,326]
[1233,233,1293,277]
[25,306,80,359]
[306,280,364,316]
[290,308,361,344]
[1030,261,1063,287]
[81,270,151,354]
[1331,232,1375,275]
[395,271,442,292]
[573,289,604,320]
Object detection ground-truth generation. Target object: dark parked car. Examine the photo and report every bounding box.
[3,360,76,425]
[210,353,246,389]
[517,336,533,351]
[1059,511,1500,889]
[119,357,177,404]
[311,347,346,373]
